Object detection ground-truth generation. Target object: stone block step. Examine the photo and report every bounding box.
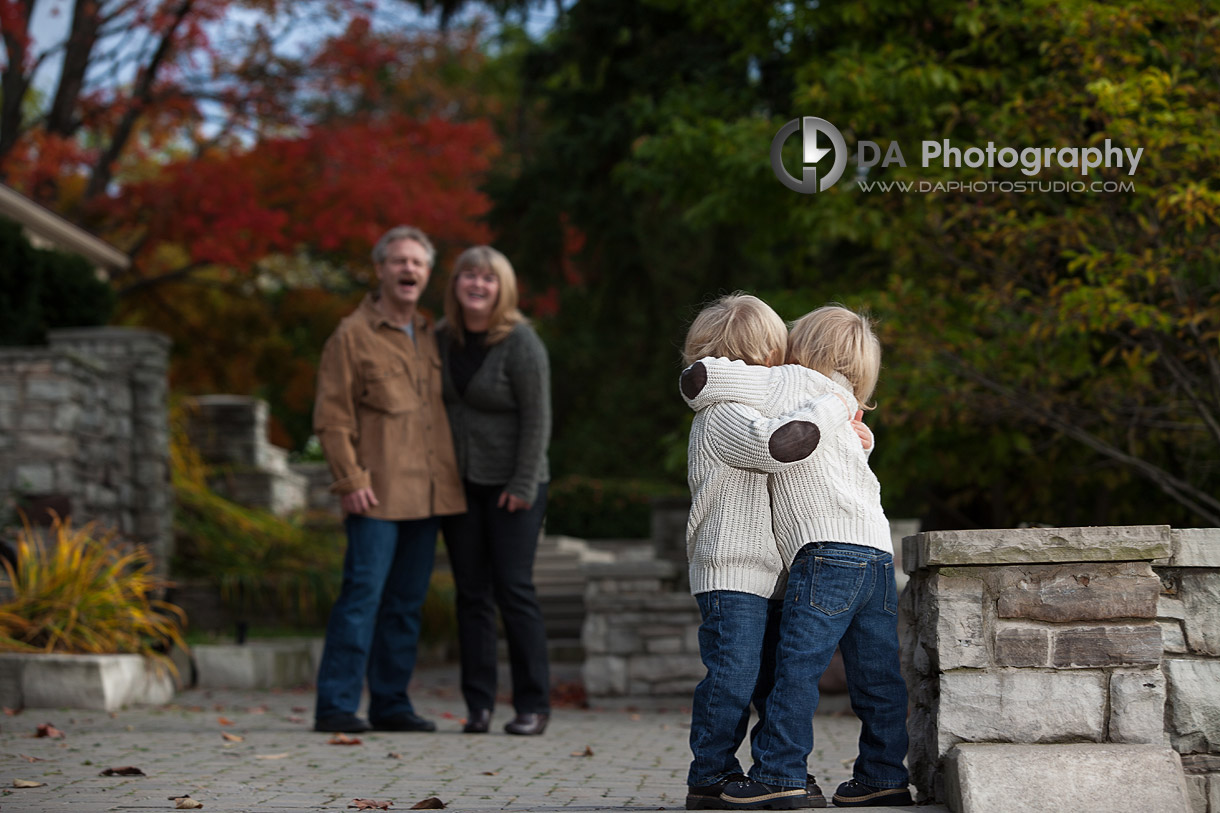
[945,743,1191,813]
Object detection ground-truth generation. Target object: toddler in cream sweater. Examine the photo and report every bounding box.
[680,294,858,810]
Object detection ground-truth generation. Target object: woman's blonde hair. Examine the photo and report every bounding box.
[444,245,526,345]
[682,293,787,367]
[787,305,882,409]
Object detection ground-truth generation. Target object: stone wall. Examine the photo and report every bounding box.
[902,525,1220,810]
[0,328,172,569]
[581,559,705,698]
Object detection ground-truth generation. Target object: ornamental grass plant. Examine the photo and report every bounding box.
[0,515,186,673]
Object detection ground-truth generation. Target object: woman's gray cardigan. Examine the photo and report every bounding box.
[437,321,552,504]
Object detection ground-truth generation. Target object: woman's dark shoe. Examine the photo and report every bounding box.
[463,709,492,733]
[504,712,549,736]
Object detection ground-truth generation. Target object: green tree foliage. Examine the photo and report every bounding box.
[493,0,1219,528]
[0,218,116,345]
[487,0,794,478]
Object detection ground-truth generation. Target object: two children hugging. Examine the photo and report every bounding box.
[680,294,912,810]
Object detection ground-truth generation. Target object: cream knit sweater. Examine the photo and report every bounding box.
[684,357,892,570]
[682,359,855,598]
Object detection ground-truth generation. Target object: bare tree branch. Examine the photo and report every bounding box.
[84,0,196,200]
[947,355,1220,526]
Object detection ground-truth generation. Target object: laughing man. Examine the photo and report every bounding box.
[312,225,466,734]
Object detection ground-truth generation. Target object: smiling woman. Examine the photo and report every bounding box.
[436,246,553,737]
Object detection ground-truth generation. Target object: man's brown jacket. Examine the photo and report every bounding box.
[314,294,466,520]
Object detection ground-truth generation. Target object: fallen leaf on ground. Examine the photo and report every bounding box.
[220,732,244,742]
[246,705,268,714]
[170,794,204,809]
[329,733,362,745]
[216,717,234,726]
[286,715,305,724]
[3,706,19,715]
[18,754,44,762]
[481,771,497,776]
[292,706,307,713]
[254,753,289,760]
[35,723,64,739]
[349,800,393,810]
[440,711,456,719]
[100,766,146,776]
[387,752,403,759]
[570,746,594,757]
[410,798,445,809]
[14,778,46,787]
[629,713,641,721]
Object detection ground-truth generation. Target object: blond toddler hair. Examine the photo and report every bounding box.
[787,305,881,409]
[683,293,788,367]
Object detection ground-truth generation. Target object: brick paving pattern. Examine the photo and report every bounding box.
[0,666,930,812]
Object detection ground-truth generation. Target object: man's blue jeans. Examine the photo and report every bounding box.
[750,542,909,790]
[687,590,783,787]
[314,514,439,721]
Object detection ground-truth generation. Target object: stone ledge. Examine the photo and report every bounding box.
[191,639,322,690]
[945,743,1190,813]
[1170,529,1220,568]
[48,326,172,350]
[0,652,175,711]
[584,559,680,580]
[903,526,1171,574]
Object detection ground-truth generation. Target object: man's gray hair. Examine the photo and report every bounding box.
[372,225,436,267]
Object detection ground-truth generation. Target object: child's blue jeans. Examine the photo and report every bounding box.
[687,590,783,787]
[750,542,909,790]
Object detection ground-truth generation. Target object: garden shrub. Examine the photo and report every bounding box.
[0,516,185,673]
[0,217,116,345]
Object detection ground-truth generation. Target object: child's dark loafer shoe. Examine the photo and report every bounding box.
[686,773,747,809]
[831,780,912,807]
[805,775,827,808]
[720,779,811,809]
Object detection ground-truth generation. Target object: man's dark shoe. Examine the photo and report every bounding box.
[463,709,492,734]
[504,712,549,735]
[686,773,748,810]
[720,779,811,809]
[369,711,437,732]
[806,775,827,808]
[831,780,913,807]
[313,713,371,733]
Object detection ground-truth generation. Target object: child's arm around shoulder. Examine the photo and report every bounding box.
[701,392,854,473]
[680,357,783,413]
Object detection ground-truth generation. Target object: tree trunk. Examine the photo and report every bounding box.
[45,0,104,137]
[0,0,37,169]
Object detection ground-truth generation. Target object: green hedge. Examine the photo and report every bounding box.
[0,217,116,345]
[545,475,685,539]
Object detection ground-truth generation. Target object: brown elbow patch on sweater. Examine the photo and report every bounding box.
[769,421,821,462]
[681,362,708,399]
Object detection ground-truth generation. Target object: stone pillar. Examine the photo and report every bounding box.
[183,395,305,516]
[47,328,172,571]
[901,525,1174,803]
[1157,528,1220,812]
